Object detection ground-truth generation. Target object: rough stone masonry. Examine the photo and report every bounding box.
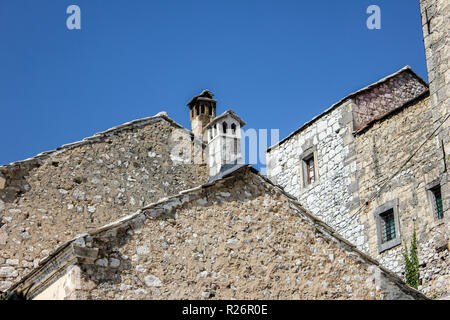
[7,167,427,300]
[0,113,208,291]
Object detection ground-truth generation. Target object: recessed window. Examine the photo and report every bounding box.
[380,209,396,243]
[374,199,401,253]
[201,105,205,114]
[208,105,212,115]
[430,185,443,219]
[304,155,315,185]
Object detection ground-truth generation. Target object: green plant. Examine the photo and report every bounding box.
[403,227,421,289]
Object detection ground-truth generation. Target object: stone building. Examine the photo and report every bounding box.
[0,0,446,300]
[0,112,209,291]
[420,0,450,268]
[267,0,449,298]
[1,87,426,300]
[4,166,426,300]
[266,67,428,251]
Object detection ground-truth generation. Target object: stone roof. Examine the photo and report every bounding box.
[267,66,429,152]
[0,111,204,170]
[186,89,217,108]
[3,165,428,300]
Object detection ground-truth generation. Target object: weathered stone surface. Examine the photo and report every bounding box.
[0,115,208,287]
[355,94,449,298]
[267,99,364,252]
[144,275,162,288]
[0,173,6,190]
[43,169,424,300]
[0,267,18,279]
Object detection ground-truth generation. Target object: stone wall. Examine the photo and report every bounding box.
[267,100,364,251]
[16,168,426,300]
[354,94,449,298]
[0,114,208,292]
[419,0,450,254]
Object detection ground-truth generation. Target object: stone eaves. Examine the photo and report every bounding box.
[267,66,429,152]
[3,165,428,300]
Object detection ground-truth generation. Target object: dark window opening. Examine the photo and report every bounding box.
[201,105,205,114]
[304,156,315,185]
[222,122,228,134]
[231,123,236,134]
[196,106,199,116]
[208,106,212,115]
[380,209,396,243]
[431,185,443,219]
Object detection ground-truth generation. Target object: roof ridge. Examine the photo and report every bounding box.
[0,112,200,170]
[267,66,428,151]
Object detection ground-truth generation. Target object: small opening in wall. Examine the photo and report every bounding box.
[430,185,443,219]
[201,105,205,114]
[380,209,396,243]
[303,155,315,185]
[231,123,236,134]
[222,122,228,134]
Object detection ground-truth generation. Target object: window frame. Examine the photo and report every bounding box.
[426,180,444,221]
[300,147,319,189]
[373,199,401,253]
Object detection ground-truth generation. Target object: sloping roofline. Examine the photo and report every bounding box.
[3,164,427,300]
[204,110,246,129]
[0,111,205,170]
[267,66,429,152]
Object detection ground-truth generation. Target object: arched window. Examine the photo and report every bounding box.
[222,122,228,134]
[231,123,236,134]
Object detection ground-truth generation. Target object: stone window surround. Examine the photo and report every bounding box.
[426,178,444,221]
[373,199,401,253]
[300,146,319,190]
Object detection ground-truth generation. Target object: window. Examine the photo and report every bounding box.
[304,155,315,185]
[222,122,228,134]
[201,105,205,114]
[300,148,318,189]
[374,199,401,253]
[430,185,443,219]
[208,105,212,115]
[231,123,236,134]
[380,209,396,243]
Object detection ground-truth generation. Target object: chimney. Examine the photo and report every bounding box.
[186,90,217,142]
[205,110,246,177]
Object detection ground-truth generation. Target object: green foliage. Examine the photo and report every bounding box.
[403,227,421,289]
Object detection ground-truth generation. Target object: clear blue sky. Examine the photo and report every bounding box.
[0,0,428,170]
